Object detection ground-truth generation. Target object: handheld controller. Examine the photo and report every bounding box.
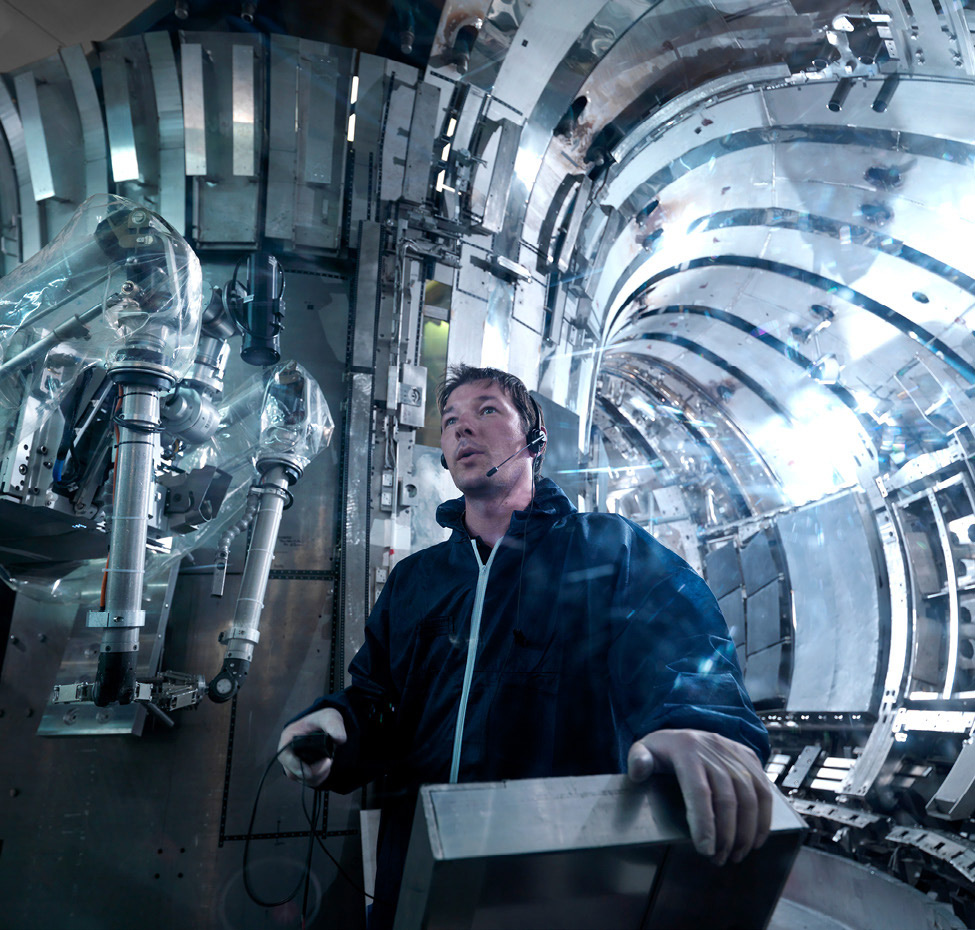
[290,732,335,764]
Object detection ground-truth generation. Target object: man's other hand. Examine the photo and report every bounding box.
[278,707,347,787]
[627,729,773,866]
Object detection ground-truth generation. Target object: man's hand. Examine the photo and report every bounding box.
[278,707,347,787]
[627,729,773,866]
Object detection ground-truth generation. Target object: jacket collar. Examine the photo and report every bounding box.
[436,476,576,540]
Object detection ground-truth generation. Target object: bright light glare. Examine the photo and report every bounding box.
[350,75,359,105]
[751,388,866,504]
[347,113,356,142]
[513,146,543,187]
[446,117,457,137]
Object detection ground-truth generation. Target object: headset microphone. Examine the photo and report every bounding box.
[485,432,546,477]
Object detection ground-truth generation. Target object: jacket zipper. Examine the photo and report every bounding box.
[449,539,499,783]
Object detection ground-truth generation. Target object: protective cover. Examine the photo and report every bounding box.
[0,364,333,603]
[258,359,334,472]
[0,194,203,446]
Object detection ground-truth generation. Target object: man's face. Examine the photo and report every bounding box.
[440,380,529,490]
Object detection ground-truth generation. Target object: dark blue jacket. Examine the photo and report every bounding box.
[310,478,768,925]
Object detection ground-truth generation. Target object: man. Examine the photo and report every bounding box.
[279,364,772,929]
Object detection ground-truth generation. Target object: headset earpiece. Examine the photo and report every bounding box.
[441,452,448,469]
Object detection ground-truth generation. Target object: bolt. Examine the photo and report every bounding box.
[9,788,19,798]
[17,464,26,474]
[38,446,47,454]
[9,635,18,645]
[37,633,46,643]
[24,708,32,718]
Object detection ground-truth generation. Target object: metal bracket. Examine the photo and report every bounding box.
[87,608,146,628]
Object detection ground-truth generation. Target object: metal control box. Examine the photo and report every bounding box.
[394,773,806,930]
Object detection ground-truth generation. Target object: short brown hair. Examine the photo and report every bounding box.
[437,364,546,474]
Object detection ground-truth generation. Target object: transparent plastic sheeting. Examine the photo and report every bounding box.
[0,363,333,603]
[259,360,334,471]
[0,194,203,443]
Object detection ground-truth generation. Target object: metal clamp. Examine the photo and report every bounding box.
[87,608,147,628]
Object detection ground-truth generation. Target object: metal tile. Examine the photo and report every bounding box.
[704,541,743,598]
[0,77,40,259]
[381,69,418,203]
[60,44,109,200]
[12,72,54,201]
[99,45,140,183]
[299,44,334,186]
[232,43,255,177]
[778,493,882,713]
[481,117,522,232]
[402,81,443,204]
[144,32,186,232]
[180,41,206,176]
[741,528,779,594]
[557,175,592,273]
[265,35,299,240]
[745,579,784,655]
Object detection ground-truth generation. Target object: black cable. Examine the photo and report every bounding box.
[242,743,318,912]
[245,738,389,926]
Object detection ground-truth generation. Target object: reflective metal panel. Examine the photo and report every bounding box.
[265,35,298,240]
[300,44,333,186]
[60,44,109,199]
[100,44,140,182]
[395,774,804,930]
[402,81,442,205]
[0,76,40,258]
[181,42,206,176]
[12,71,55,201]
[232,44,255,177]
[144,31,185,232]
[778,493,882,713]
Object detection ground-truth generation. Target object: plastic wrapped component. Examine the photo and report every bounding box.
[0,372,266,603]
[258,360,334,478]
[0,194,203,387]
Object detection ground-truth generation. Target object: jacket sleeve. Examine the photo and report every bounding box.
[605,520,770,767]
[291,573,402,794]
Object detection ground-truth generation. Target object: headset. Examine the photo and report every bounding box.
[440,394,546,476]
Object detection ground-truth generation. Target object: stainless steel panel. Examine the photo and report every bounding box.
[718,589,745,647]
[395,774,804,930]
[353,222,382,368]
[144,32,186,233]
[742,529,779,594]
[300,45,334,186]
[181,42,206,176]
[705,542,742,598]
[744,642,788,705]
[379,65,415,204]
[0,77,40,258]
[778,493,882,713]
[12,71,54,201]
[349,54,392,246]
[232,44,255,177]
[265,35,298,240]
[480,117,521,232]
[775,847,966,930]
[60,44,109,200]
[182,32,263,245]
[37,568,178,736]
[293,41,350,251]
[402,81,443,204]
[100,44,140,182]
[343,372,373,680]
[557,176,591,273]
[746,580,784,655]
